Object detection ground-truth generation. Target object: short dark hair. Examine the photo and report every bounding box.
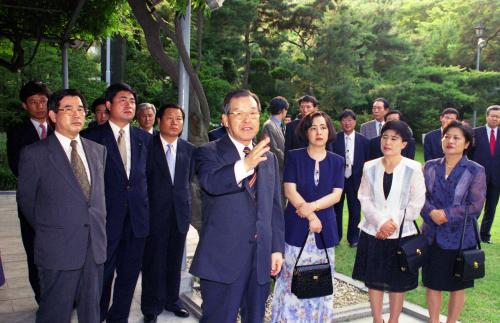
[373,97,390,109]
[105,82,137,104]
[486,105,500,116]
[442,120,474,154]
[268,96,289,115]
[380,120,411,143]
[48,89,88,113]
[19,80,50,103]
[157,103,185,120]
[339,109,356,121]
[222,89,261,114]
[298,95,318,107]
[441,107,460,118]
[384,109,403,122]
[91,97,107,113]
[297,111,336,144]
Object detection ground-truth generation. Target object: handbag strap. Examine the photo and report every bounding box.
[294,231,331,269]
[458,207,482,251]
[397,209,422,244]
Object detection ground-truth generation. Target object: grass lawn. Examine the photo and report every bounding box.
[335,144,500,322]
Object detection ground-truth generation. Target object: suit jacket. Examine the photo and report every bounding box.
[190,135,285,285]
[423,128,443,161]
[359,119,380,140]
[332,132,370,184]
[208,126,227,142]
[16,135,107,270]
[147,135,195,234]
[261,118,285,174]
[369,136,416,160]
[81,122,152,240]
[7,118,54,177]
[469,126,500,188]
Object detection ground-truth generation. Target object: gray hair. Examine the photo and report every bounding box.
[486,105,500,116]
[137,102,156,116]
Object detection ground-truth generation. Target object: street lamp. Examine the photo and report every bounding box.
[472,22,486,127]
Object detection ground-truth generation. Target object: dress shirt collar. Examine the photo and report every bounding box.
[108,120,130,137]
[271,115,282,127]
[160,135,178,153]
[228,134,253,159]
[345,131,355,141]
[486,125,497,137]
[54,131,82,148]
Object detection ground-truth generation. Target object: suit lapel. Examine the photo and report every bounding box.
[81,138,97,200]
[130,127,146,181]
[271,120,285,141]
[218,135,252,196]
[153,136,172,183]
[174,139,186,185]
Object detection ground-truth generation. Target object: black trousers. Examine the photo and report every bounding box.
[100,215,146,323]
[18,206,40,303]
[334,176,361,244]
[480,182,500,241]
[141,212,187,315]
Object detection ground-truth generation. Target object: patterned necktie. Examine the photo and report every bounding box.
[70,140,90,201]
[117,129,127,172]
[281,123,286,136]
[243,146,257,189]
[490,129,496,156]
[345,136,352,178]
[377,122,382,136]
[166,144,175,183]
[39,124,47,139]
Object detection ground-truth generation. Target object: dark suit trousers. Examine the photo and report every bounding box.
[199,245,269,323]
[141,211,187,315]
[17,205,40,303]
[36,240,103,323]
[480,182,500,241]
[334,176,361,244]
[101,214,146,323]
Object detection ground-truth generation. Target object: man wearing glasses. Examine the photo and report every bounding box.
[190,89,285,323]
[17,89,107,322]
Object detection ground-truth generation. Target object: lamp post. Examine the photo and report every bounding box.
[473,22,486,127]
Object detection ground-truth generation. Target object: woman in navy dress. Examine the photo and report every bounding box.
[422,121,486,323]
[272,111,344,322]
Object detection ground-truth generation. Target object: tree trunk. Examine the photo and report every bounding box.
[242,24,252,88]
[195,7,203,73]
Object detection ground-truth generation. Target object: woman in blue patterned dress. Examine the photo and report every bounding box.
[272,111,344,322]
[421,121,486,323]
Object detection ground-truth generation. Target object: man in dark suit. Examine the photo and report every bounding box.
[6,80,53,303]
[470,105,500,244]
[261,96,288,176]
[141,104,195,322]
[190,89,285,323]
[360,97,390,140]
[17,89,107,323]
[82,82,152,322]
[137,102,158,135]
[207,124,227,141]
[88,97,109,128]
[369,110,416,160]
[332,109,369,247]
[423,108,460,161]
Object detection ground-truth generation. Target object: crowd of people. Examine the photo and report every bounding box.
[2,80,499,323]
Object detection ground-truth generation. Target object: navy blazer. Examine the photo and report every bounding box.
[369,136,416,160]
[332,132,370,183]
[7,119,54,177]
[17,135,107,270]
[208,126,227,142]
[423,128,443,162]
[81,122,152,240]
[190,135,285,285]
[147,135,195,234]
[469,126,500,188]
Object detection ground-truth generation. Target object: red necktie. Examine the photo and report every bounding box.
[39,124,47,139]
[490,129,496,156]
[243,146,257,188]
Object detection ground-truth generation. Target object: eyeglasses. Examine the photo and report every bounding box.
[58,107,87,115]
[228,111,260,120]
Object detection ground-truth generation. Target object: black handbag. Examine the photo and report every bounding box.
[453,208,485,281]
[395,209,429,274]
[291,231,333,299]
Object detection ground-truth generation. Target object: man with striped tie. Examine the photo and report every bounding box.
[190,89,285,323]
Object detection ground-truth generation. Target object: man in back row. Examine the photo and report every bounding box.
[360,97,390,140]
[424,107,459,161]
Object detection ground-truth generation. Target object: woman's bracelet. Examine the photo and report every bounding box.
[314,201,320,212]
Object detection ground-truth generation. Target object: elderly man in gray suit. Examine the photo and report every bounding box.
[17,89,107,323]
[360,97,390,139]
[261,96,288,175]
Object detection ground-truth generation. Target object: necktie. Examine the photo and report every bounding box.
[281,124,286,136]
[117,129,127,172]
[490,129,496,156]
[345,136,352,178]
[39,124,47,139]
[166,144,175,183]
[377,122,382,136]
[243,146,257,189]
[70,140,90,201]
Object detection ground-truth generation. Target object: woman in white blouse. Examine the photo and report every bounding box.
[352,120,426,323]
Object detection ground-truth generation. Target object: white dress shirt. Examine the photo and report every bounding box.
[345,132,355,166]
[54,131,91,183]
[109,121,131,178]
[160,136,178,182]
[486,125,498,142]
[30,119,49,139]
[228,134,255,185]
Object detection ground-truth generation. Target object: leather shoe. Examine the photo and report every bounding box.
[165,304,190,318]
[482,239,492,244]
[143,314,158,323]
[349,242,358,248]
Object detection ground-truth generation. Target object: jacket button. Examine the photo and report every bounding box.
[126,185,131,191]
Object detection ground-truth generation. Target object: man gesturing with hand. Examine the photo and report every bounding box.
[190,89,285,323]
